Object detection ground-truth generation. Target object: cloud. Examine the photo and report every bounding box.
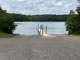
[0,0,78,15]
[12,0,24,2]
[55,2,62,6]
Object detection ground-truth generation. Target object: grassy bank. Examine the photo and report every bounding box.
[0,32,16,38]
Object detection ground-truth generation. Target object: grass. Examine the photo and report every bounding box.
[0,32,16,38]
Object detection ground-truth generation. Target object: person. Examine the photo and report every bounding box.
[38,29,41,35]
[38,24,44,35]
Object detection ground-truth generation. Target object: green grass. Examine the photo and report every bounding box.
[0,32,16,38]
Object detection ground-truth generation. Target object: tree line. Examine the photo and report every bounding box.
[9,13,68,22]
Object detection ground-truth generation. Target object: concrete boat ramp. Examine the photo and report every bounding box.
[0,35,80,60]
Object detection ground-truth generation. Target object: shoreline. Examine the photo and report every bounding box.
[18,34,80,37]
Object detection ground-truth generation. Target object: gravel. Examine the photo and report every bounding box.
[0,35,80,60]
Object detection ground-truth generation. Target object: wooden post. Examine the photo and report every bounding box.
[45,26,47,34]
[38,24,39,29]
[38,24,40,35]
[42,25,44,35]
[41,24,43,35]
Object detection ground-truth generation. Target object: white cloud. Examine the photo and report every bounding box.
[39,7,48,12]
[64,3,73,8]
[0,0,78,15]
[55,2,62,6]
[12,0,24,2]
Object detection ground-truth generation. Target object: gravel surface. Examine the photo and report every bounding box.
[0,35,80,60]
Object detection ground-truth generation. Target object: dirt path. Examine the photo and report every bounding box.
[0,35,80,60]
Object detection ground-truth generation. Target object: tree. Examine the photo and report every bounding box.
[66,10,80,35]
[0,7,16,34]
[70,10,75,15]
[66,0,80,35]
[77,0,80,3]
[66,10,75,34]
[76,6,80,15]
[77,0,80,15]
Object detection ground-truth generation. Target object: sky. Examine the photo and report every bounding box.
[0,0,79,15]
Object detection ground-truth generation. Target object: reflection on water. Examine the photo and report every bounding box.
[13,22,68,35]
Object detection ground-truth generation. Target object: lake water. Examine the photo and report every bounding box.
[13,22,68,35]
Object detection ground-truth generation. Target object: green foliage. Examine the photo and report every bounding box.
[10,13,29,21]
[10,14,68,22]
[0,7,16,34]
[66,10,80,35]
[77,0,80,3]
[76,6,80,15]
[0,7,6,14]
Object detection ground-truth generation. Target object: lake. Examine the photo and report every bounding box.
[13,22,68,35]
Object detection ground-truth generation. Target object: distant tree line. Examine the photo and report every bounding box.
[9,13,68,22]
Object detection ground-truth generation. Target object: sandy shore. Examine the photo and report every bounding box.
[0,35,80,60]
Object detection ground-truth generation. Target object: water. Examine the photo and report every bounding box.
[13,22,68,35]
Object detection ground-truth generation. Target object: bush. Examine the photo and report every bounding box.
[0,7,16,34]
[66,12,80,35]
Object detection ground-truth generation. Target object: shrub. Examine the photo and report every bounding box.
[66,10,80,35]
[0,7,16,34]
